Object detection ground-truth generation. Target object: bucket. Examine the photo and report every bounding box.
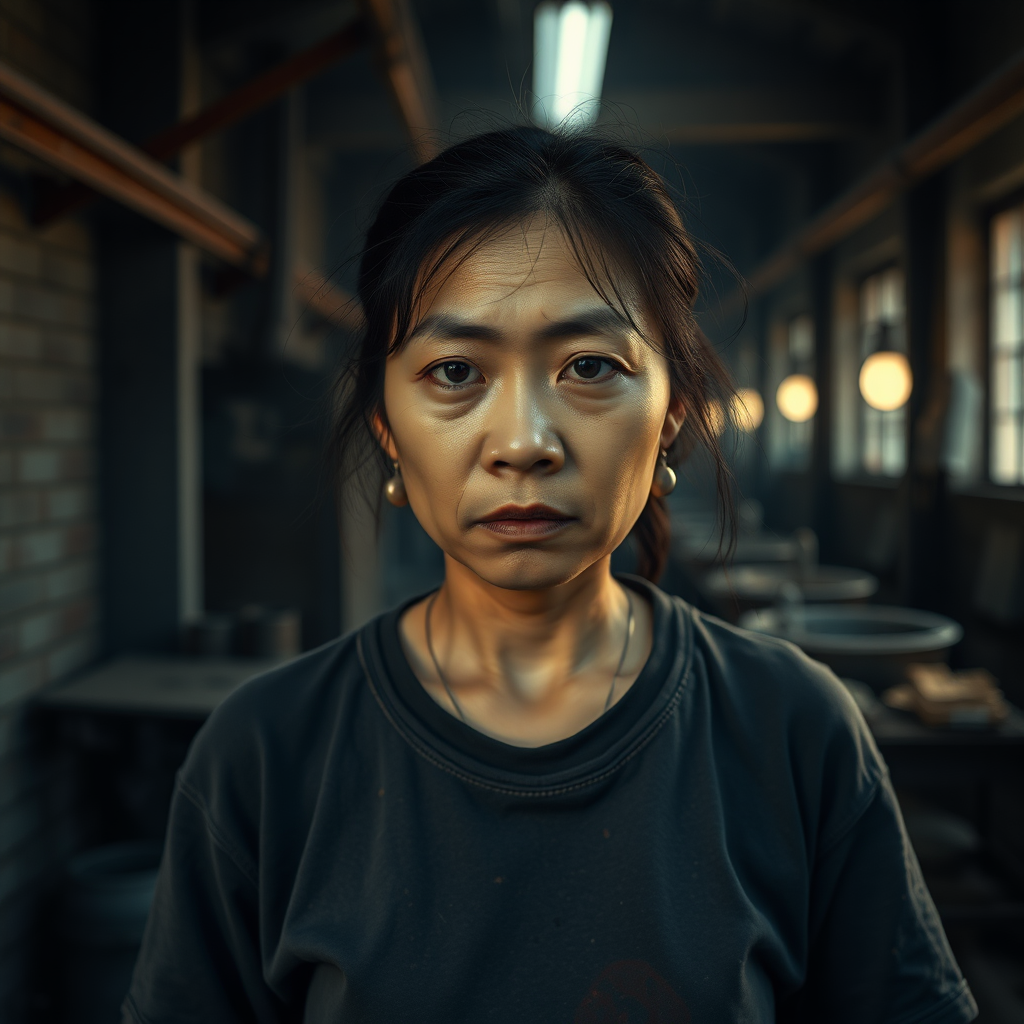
[58,841,163,1024]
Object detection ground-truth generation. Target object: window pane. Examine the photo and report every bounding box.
[990,414,1020,484]
[988,203,1024,486]
[882,410,906,476]
[993,285,1022,349]
[881,268,904,321]
[991,353,1010,412]
[859,268,906,476]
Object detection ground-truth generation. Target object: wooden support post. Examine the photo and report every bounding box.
[358,0,439,163]
[900,174,949,609]
[810,252,835,558]
[0,59,266,272]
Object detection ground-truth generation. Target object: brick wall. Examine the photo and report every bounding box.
[0,0,95,1019]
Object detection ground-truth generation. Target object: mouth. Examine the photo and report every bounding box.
[475,504,577,539]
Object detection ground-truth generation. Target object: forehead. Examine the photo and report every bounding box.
[417,218,639,322]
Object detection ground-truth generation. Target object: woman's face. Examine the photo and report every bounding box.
[380,220,683,591]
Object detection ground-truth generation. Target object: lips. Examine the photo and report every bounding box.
[475,504,576,539]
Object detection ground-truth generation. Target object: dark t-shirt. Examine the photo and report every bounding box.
[123,577,977,1024]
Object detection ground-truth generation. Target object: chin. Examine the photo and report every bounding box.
[458,547,597,592]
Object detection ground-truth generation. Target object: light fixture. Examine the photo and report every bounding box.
[731,388,764,432]
[859,351,912,411]
[533,2,613,128]
[776,374,818,423]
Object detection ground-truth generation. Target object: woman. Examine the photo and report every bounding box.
[124,127,975,1024]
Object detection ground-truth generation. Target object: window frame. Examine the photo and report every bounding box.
[984,189,1024,490]
[855,264,908,480]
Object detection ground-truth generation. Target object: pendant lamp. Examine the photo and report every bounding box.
[776,374,818,423]
[859,324,913,412]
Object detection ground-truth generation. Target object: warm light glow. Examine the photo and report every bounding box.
[707,399,726,435]
[731,388,764,432]
[859,351,913,411]
[533,2,613,127]
[776,374,818,423]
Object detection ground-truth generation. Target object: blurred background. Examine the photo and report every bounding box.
[0,0,1022,1020]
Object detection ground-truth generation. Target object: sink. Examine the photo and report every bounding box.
[738,604,963,689]
[703,564,878,606]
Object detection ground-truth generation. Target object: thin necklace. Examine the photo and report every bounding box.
[424,588,635,725]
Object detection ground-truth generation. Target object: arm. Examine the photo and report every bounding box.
[780,773,977,1024]
[121,778,286,1024]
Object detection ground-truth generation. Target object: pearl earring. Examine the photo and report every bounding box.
[384,461,408,507]
[650,449,677,498]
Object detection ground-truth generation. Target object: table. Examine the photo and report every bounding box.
[37,655,282,719]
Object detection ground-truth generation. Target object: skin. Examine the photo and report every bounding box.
[376,218,684,747]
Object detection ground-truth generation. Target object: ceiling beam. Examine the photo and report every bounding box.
[0,58,363,330]
[743,47,1024,297]
[294,266,363,331]
[0,59,267,273]
[148,17,368,161]
[35,16,369,225]
[604,86,870,144]
[660,123,854,144]
[358,0,439,163]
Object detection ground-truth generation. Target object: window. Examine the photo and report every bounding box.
[859,268,906,476]
[990,204,1024,485]
[768,314,815,472]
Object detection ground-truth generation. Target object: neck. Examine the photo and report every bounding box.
[431,555,628,704]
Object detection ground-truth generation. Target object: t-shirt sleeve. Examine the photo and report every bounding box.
[780,770,978,1024]
[121,775,285,1024]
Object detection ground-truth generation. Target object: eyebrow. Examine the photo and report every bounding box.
[406,306,634,344]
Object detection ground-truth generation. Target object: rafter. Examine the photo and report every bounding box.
[743,47,1024,297]
[34,16,369,226]
[0,60,266,272]
[358,0,439,163]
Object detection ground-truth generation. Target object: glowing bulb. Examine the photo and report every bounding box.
[731,388,764,432]
[776,374,818,423]
[859,351,913,411]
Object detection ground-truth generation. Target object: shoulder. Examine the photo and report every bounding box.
[677,598,886,849]
[176,627,373,829]
[686,601,867,738]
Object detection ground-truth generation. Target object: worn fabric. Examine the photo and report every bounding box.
[124,577,976,1024]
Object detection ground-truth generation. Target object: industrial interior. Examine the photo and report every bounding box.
[0,0,1022,1019]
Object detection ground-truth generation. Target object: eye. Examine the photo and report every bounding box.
[428,361,482,387]
[565,357,619,382]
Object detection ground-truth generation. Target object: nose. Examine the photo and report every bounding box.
[482,373,564,475]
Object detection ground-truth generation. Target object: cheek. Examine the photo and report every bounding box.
[383,375,475,527]
[572,387,665,498]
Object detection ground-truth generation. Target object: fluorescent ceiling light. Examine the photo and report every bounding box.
[533,2,613,128]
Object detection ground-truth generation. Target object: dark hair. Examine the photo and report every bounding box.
[330,125,735,582]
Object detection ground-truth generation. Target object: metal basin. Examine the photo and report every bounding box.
[738,604,963,689]
[703,564,878,608]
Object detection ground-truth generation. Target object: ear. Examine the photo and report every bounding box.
[372,410,398,462]
[660,395,686,451]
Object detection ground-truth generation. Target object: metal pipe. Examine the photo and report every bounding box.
[0,59,267,273]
